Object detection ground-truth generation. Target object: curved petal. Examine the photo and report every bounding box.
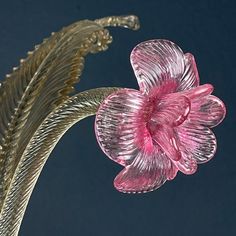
[177,53,200,91]
[95,88,151,166]
[152,125,181,161]
[174,151,198,175]
[130,39,185,95]
[181,84,214,100]
[188,95,226,128]
[114,148,177,193]
[176,122,217,164]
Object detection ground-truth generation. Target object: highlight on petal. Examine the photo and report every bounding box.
[95,88,151,166]
[177,53,200,91]
[130,39,185,95]
[188,95,226,128]
[176,122,217,164]
[114,148,177,193]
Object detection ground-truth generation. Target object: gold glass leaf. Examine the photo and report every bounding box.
[0,20,111,204]
[0,15,140,235]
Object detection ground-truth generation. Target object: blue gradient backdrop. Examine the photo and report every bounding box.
[0,0,235,235]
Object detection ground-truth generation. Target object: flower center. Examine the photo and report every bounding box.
[146,93,191,161]
[147,93,191,130]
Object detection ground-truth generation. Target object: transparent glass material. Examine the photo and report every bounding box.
[95,39,226,193]
[0,16,226,236]
[0,15,140,235]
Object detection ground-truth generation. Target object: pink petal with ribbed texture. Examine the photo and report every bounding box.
[176,122,217,164]
[177,53,200,91]
[152,125,181,161]
[95,88,152,166]
[174,151,198,175]
[130,39,185,95]
[114,148,177,193]
[181,84,214,100]
[188,95,226,128]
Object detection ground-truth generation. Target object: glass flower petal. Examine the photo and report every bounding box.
[181,84,213,100]
[174,151,198,175]
[114,149,177,193]
[152,125,181,161]
[176,122,217,164]
[177,53,200,91]
[95,88,151,166]
[130,39,185,95]
[188,95,226,128]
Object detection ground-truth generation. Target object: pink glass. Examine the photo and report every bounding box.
[95,39,226,193]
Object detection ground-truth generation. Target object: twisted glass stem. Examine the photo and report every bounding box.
[0,88,119,235]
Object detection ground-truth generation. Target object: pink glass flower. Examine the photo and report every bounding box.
[95,39,226,193]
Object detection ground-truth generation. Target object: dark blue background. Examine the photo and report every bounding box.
[0,0,235,235]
